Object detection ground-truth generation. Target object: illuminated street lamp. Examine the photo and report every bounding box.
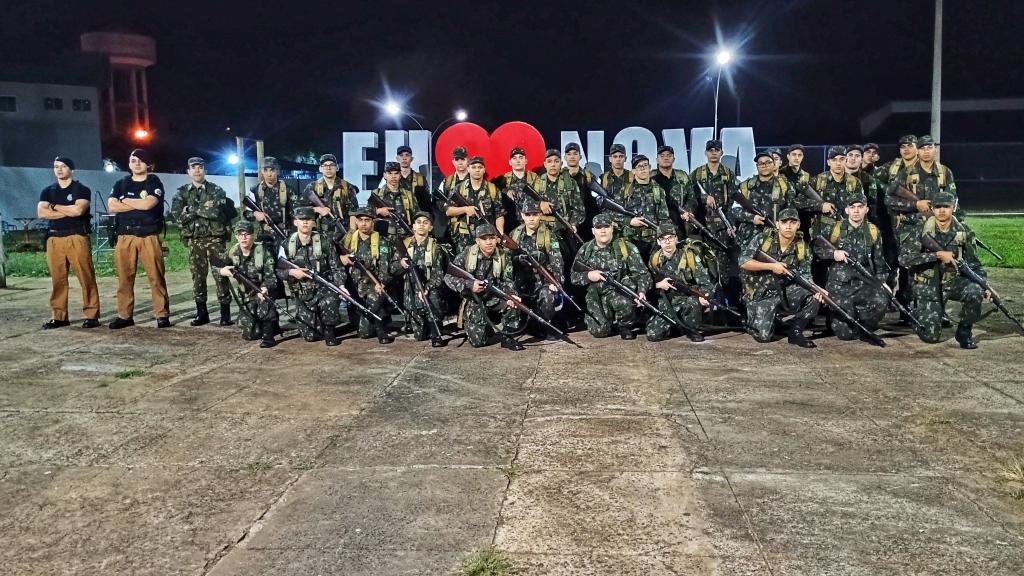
[713,48,734,139]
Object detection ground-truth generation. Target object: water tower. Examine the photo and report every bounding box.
[79,32,156,140]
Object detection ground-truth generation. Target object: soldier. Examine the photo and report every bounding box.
[860,142,898,289]
[561,142,596,236]
[780,144,812,190]
[652,145,698,239]
[622,154,672,261]
[844,145,882,223]
[218,221,279,348]
[812,194,888,341]
[739,208,823,348]
[107,148,171,329]
[862,143,882,178]
[244,157,293,247]
[899,191,989,349]
[372,161,419,237]
[445,156,505,253]
[509,199,564,340]
[171,156,234,327]
[731,151,796,248]
[444,223,524,350]
[391,211,448,347]
[570,212,652,339]
[533,148,584,249]
[883,135,919,187]
[297,153,358,238]
[798,146,862,239]
[396,145,430,213]
[768,148,784,177]
[37,156,100,329]
[496,146,541,227]
[339,207,395,343]
[692,139,740,310]
[647,223,711,342]
[598,143,632,211]
[435,146,471,241]
[279,206,347,346]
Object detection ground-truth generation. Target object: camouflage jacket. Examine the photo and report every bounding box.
[570,237,652,293]
[389,235,448,291]
[278,232,347,297]
[444,245,518,301]
[533,172,585,227]
[797,172,864,237]
[740,229,811,301]
[509,223,565,287]
[731,176,796,244]
[244,180,293,238]
[598,169,632,205]
[654,168,697,216]
[691,163,736,207]
[172,181,230,240]
[225,242,279,300]
[649,241,714,294]
[812,220,887,288]
[372,184,418,235]
[898,216,984,294]
[340,230,394,287]
[885,162,962,228]
[623,180,671,243]
[447,179,504,236]
[780,165,811,190]
[296,178,359,236]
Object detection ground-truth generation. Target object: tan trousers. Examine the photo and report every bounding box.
[46,234,100,321]
[114,234,170,319]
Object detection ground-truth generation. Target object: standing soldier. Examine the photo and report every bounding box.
[860,142,898,290]
[561,142,596,237]
[862,142,882,178]
[622,154,671,261]
[509,199,564,340]
[396,145,430,214]
[218,221,279,348]
[244,157,293,248]
[372,162,418,237]
[107,149,170,329]
[799,146,862,239]
[598,143,632,214]
[844,145,882,222]
[279,206,347,346]
[444,223,524,350]
[739,208,822,347]
[391,211,448,347]
[768,148,784,177]
[883,134,919,187]
[434,147,471,242]
[812,194,888,341]
[445,156,504,253]
[496,146,541,227]
[652,145,698,239]
[571,213,652,340]
[340,207,395,343]
[533,148,584,249]
[297,153,358,238]
[647,224,711,342]
[899,192,989,348]
[780,144,812,190]
[731,151,796,248]
[692,139,739,307]
[172,157,234,327]
[37,156,100,329]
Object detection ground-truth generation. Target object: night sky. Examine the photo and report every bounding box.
[3,0,1022,162]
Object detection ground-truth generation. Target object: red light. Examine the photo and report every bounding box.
[133,129,151,141]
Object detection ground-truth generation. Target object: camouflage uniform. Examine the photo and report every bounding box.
[622,179,671,260]
[295,177,359,241]
[496,170,541,228]
[244,179,293,247]
[561,164,596,236]
[533,172,585,243]
[224,241,279,342]
[446,179,504,254]
[898,214,984,344]
[444,244,522,347]
[171,179,232,307]
[731,175,797,248]
[797,171,864,239]
[371,184,418,237]
[655,168,697,236]
[571,234,652,337]
[885,161,961,234]
[647,239,714,341]
[692,162,740,307]
[400,169,430,220]
[740,228,819,342]
[597,168,632,222]
[278,231,348,341]
[813,219,888,340]
[780,165,811,191]
[509,222,564,329]
[339,229,394,337]
[390,235,448,341]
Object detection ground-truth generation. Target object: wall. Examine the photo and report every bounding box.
[0,82,103,170]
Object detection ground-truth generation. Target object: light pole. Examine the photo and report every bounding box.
[713,48,733,139]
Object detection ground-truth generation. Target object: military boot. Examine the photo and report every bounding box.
[501,335,524,351]
[787,322,816,348]
[259,320,277,348]
[324,325,341,347]
[219,302,234,326]
[190,301,210,326]
[377,321,395,344]
[954,323,977,349]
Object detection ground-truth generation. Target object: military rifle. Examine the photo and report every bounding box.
[210,255,283,316]
[571,260,679,327]
[695,181,737,239]
[276,255,383,322]
[242,193,288,240]
[657,275,743,320]
[731,192,779,230]
[894,184,1003,261]
[801,185,839,219]
[585,177,658,229]
[520,184,585,245]
[499,233,582,312]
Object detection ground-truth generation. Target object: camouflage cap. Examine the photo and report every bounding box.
[657,145,674,155]
[705,139,723,151]
[468,155,485,166]
[353,205,374,218]
[898,134,918,146]
[318,153,338,165]
[863,142,880,152]
[918,134,936,147]
[847,193,868,206]
[564,142,581,154]
[592,213,615,227]
[452,146,468,159]
[609,143,626,155]
[846,144,864,154]
[261,156,279,170]
[932,191,956,207]
[233,220,255,233]
[778,207,800,222]
[396,145,412,155]
[754,150,773,163]
[413,210,433,223]
[520,198,541,214]
[786,144,804,153]
[656,223,678,238]
[187,156,206,167]
[827,146,847,159]
[474,223,499,238]
[294,206,316,220]
[544,148,560,159]
[509,147,526,158]
[631,154,650,168]
[383,161,401,172]
[767,147,783,157]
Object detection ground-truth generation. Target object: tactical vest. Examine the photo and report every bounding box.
[257,181,289,217]
[314,178,351,206]
[623,179,665,203]
[917,217,966,283]
[230,243,267,270]
[601,170,633,191]
[465,245,506,279]
[511,225,552,252]
[815,173,859,196]
[375,186,416,222]
[830,221,879,246]
[906,163,949,191]
[536,174,572,220]
[583,238,630,263]
[760,231,806,264]
[344,231,382,261]
[286,233,324,271]
[444,173,467,194]
[404,236,435,278]
[452,181,500,234]
[651,240,720,284]
[740,176,789,202]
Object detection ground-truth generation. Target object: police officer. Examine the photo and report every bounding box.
[219,220,279,348]
[107,148,171,329]
[172,156,234,327]
[37,156,100,329]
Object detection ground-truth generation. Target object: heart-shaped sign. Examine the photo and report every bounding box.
[436,121,546,177]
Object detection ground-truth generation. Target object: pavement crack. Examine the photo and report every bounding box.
[951,481,1024,542]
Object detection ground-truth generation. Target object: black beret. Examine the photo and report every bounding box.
[53,156,75,170]
[130,148,153,166]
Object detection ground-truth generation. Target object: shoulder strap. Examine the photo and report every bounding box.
[867,222,879,243]
[830,221,843,245]
[287,233,298,258]
[616,238,629,261]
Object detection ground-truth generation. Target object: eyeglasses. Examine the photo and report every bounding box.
[321,163,338,168]
[756,160,774,167]
[235,232,252,237]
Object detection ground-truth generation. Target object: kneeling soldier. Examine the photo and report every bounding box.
[509,199,564,340]
[219,221,279,348]
[340,206,395,343]
[391,211,448,347]
[647,224,711,342]
[279,206,347,346]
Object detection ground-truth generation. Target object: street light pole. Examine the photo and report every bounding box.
[713,49,733,139]
[930,0,943,157]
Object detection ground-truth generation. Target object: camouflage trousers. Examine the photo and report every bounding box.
[826,280,888,341]
[583,283,639,337]
[354,279,387,337]
[745,284,820,342]
[518,282,558,333]
[462,295,522,347]
[912,279,983,343]
[185,236,230,303]
[236,295,279,341]
[292,283,344,341]
[647,292,702,341]
[402,285,445,340]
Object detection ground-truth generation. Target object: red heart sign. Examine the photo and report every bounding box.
[435,121,546,177]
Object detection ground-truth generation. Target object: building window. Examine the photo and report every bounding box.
[44,97,64,111]
[0,96,15,112]
[73,98,92,112]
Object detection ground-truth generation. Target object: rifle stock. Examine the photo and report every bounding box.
[276,256,383,322]
[572,260,679,327]
[521,184,585,245]
[732,193,778,230]
[501,234,582,312]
